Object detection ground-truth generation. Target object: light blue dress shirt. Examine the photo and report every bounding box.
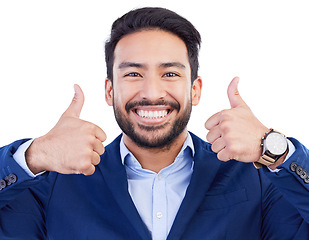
[120,133,195,240]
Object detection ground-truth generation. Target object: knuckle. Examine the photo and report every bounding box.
[226,144,238,156]
[82,148,93,158]
[78,150,92,165]
[223,134,233,143]
[79,121,89,132]
[88,135,97,146]
[219,120,230,133]
[88,125,96,134]
[89,123,97,132]
[220,109,229,118]
[79,161,92,173]
[220,109,234,122]
[81,121,95,133]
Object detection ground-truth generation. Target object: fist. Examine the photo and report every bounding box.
[205,77,269,163]
[26,85,107,175]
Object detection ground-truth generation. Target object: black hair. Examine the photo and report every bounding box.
[105,7,201,83]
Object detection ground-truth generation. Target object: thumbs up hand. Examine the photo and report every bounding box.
[205,77,269,163]
[25,85,107,175]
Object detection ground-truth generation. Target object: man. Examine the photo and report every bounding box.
[0,7,309,240]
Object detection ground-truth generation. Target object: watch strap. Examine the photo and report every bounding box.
[253,154,276,169]
[253,129,287,169]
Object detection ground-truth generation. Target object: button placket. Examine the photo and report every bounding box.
[152,173,167,240]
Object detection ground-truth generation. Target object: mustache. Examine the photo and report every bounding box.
[125,99,180,113]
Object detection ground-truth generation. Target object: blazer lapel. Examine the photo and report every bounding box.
[167,133,222,240]
[98,135,151,240]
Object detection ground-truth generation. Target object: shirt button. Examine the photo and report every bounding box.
[157,174,162,180]
[156,212,163,219]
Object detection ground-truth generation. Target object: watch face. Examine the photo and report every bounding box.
[265,132,288,155]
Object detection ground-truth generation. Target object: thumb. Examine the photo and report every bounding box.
[63,84,85,118]
[227,77,245,108]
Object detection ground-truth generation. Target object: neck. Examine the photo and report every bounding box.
[123,130,188,173]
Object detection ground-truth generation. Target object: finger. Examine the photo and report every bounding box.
[205,112,221,130]
[91,151,101,166]
[83,164,96,176]
[95,126,107,142]
[71,160,95,175]
[206,125,221,143]
[211,138,226,153]
[227,77,246,108]
[63,84,85,118]
[217,149,231,162]
[93,139,105,156]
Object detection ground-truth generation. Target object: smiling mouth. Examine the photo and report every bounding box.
[135,109,170,119]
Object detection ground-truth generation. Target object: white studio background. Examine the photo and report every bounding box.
[0,0,308,148]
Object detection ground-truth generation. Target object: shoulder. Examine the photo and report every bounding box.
[103,134,122,155]
[189,131,213,154]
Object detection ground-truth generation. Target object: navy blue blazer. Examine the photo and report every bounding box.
[1,133,309,239]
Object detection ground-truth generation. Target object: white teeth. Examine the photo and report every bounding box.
[149,111,153,118]
[136,110,168,119]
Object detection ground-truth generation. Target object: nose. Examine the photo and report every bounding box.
[139,76,166,101]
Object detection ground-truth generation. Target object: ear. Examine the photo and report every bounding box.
[191,77,202,106]
[105,78,113,106]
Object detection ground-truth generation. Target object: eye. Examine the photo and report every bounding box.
[124,72,142,77]
[163,72,180,77]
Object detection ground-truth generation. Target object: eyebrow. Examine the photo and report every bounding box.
[159,62,186,69]
[118,62,146,69]
[118,61,186,70]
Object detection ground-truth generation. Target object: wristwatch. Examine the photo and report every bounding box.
[253,129,289,169]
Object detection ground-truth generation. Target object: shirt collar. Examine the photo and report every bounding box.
[120,132,195,165]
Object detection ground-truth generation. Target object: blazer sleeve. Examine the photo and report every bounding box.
[261,138,309,236]
[0,139,52,239]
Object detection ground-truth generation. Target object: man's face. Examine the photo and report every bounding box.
[105,30,201,149]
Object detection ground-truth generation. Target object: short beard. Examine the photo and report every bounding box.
[113,99,192,150]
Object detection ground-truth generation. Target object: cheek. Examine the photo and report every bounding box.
[113,83,137,108]
[168,83,191,108]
